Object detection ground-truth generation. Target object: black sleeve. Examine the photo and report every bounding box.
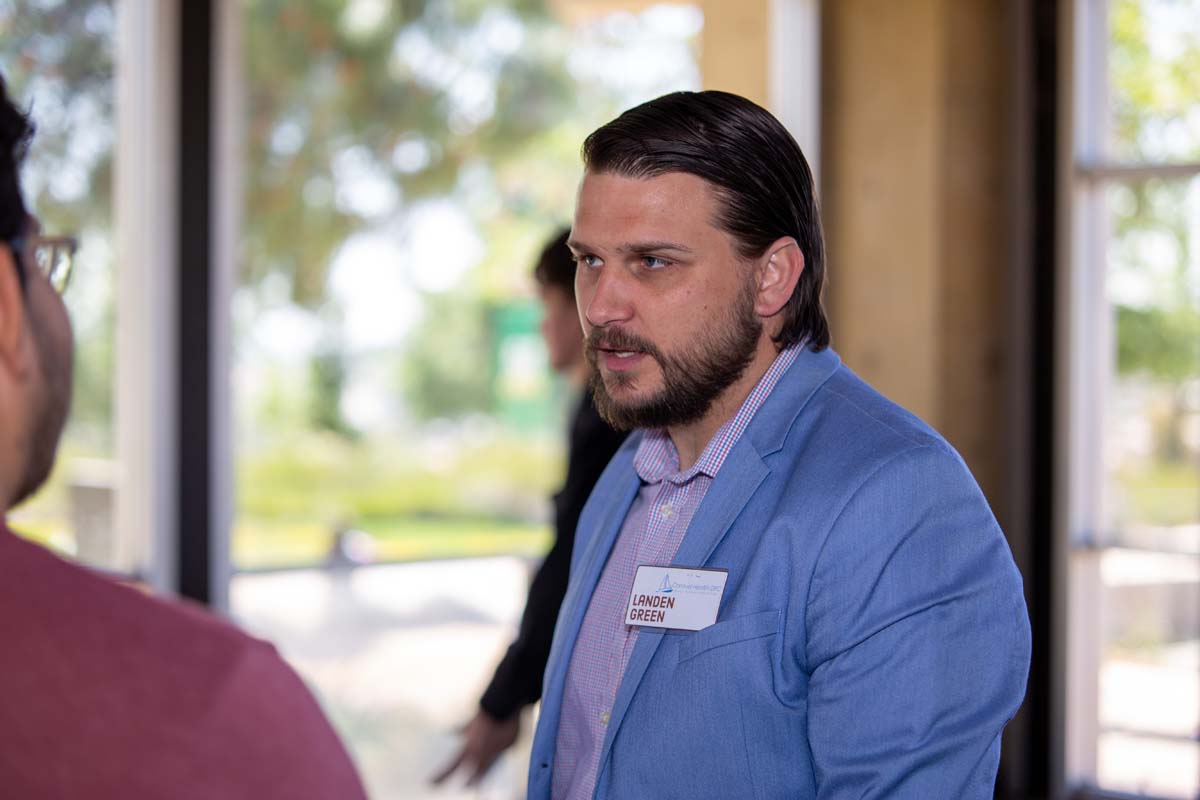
[479,390,626,720]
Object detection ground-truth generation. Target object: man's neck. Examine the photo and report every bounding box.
[666,335,781,472]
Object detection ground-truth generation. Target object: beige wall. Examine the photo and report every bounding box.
[699,0,769,104]
[822,0,1015,514]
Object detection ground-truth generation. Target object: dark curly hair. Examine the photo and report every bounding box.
[0,73,34,284]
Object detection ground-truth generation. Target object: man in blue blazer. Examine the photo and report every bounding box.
[527,90,1031,800]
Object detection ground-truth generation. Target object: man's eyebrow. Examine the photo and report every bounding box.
[566,239,694,255]
[619,240,694,255]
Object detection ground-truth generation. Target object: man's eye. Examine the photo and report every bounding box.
[574,254,601,268]
[641,256,670,270]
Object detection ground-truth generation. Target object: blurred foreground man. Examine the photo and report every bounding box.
[528,91,1031,800]
[0,76,367,800]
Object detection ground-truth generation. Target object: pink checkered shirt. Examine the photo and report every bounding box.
[551,345,801,800]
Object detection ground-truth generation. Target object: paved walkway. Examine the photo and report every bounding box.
[231,557,535,800]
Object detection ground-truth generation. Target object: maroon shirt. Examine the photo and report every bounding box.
[0,523,367,799]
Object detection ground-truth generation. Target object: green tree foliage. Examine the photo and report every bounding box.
[1110,0,1200,162]
[309,347,359,438]
[399,289,493,419]
[243,0,576,307]
[239,0,607,427]
[1117,304,1200,380]
[1109,0,1199,381]
[3,0,700,436]
[1108,0,1199,468]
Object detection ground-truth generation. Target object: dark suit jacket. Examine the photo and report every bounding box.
[479,388,625,720]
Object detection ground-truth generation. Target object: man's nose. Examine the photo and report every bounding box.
[581,267,634,329]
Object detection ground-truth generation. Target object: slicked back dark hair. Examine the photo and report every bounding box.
[532,227,574,298]
[581,90,829,351]
[0,74,33,285]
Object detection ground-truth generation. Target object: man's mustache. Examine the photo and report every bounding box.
[585,327,663,362]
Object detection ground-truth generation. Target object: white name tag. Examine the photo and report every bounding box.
[624,565,728,631]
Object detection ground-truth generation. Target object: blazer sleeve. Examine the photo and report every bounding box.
[479,391,626,720]
[803,443,1031,799]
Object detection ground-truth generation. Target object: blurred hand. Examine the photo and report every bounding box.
[431,710,521,787]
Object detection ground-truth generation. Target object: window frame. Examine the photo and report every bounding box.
[1061,0,1200,796]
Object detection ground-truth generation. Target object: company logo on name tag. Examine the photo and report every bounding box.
[624,565,727,631]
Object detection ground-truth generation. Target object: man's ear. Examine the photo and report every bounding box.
[0,246,31,377]
[754,237,805,318]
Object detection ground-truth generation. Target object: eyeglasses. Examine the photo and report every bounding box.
[9,232,78,294]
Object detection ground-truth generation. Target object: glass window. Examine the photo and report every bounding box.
[1069,1,1200,798]
[229,2,702,796]
[1094,176,1199,798]
[0,1,129,574]
[232,0,702,572]
[1107,0,1200,163]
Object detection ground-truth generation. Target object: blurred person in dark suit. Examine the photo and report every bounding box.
[433,229,626,787]
[0,74,368,800]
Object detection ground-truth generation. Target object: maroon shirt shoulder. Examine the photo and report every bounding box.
[0,526,367,800]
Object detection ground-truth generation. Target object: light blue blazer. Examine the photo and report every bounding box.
[527,346,1031,799]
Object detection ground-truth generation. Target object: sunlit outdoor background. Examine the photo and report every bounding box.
[1067,2,1199,796]
[0,0,1197,798]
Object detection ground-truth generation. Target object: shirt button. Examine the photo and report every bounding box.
[600,711,611,725]
[659,505,675,518]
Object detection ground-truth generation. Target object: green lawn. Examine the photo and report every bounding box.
[234,516,552,570]
[12,514,551,571]
[1115,462,1200,527]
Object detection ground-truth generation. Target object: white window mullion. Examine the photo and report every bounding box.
[1063,0,1112,788]
[114,0,180,594]
[208,0,244,615]
[768,0,820,187]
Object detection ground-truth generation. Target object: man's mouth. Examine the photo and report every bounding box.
[587,329,658,375]
[594,347,650,373]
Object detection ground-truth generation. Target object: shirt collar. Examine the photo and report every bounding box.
[633,343,802,485]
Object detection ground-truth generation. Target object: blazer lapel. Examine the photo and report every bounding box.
[594,443,769,780]
[672,445,769,568]
[532,472,641,765]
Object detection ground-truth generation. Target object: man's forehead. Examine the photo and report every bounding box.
[572,171,722,245]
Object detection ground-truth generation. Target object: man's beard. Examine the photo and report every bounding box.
[10,314,72,509]
[586,277,762,432]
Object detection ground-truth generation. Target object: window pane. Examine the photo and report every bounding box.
[0,2,128,573]
[1095,175,1199,798]
[1109,0,1200,163]
[231,3,701,796]
[1104,176,1200,548]
[1096,549,1199,798]
[233,1,701,571]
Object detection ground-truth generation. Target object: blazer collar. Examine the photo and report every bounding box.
[744,345,841,458]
